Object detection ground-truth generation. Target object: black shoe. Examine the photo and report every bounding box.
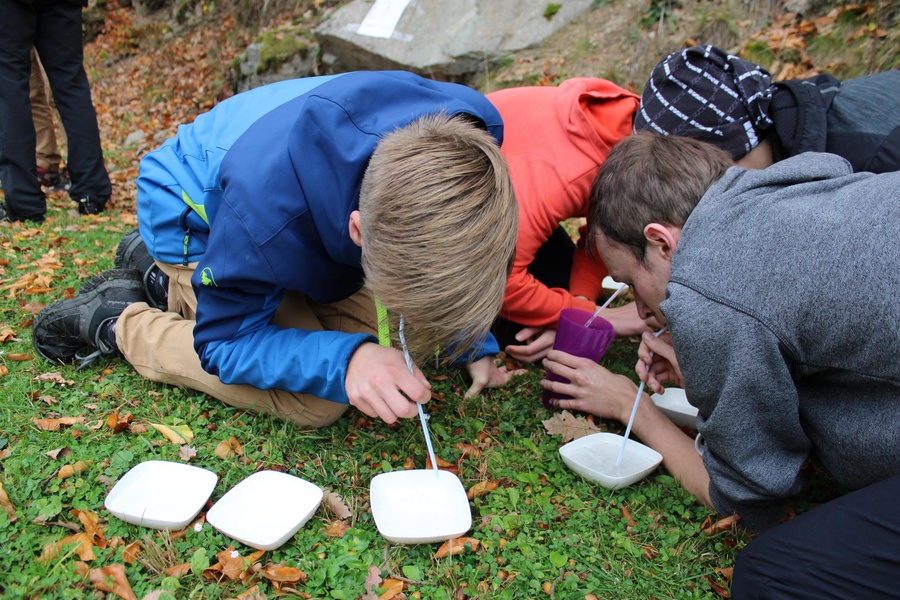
[76,196,106,215]
[114,229,168,310]
[49,168,71,192]
[0,202,45,224]
[33,268,144,369]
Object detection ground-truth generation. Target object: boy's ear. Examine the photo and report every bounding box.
[348,210,363,247]
[643,223,681,261]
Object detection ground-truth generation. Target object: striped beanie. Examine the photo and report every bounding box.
[634,45,776,160]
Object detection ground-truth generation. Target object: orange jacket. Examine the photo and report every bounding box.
[488,78,638,328]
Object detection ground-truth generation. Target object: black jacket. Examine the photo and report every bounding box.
[769,70,900,173]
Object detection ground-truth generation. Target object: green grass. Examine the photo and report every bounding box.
[0,200,746,598]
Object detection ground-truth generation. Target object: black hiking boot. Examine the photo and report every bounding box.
[33,268,144,369]
[113,229,168,310]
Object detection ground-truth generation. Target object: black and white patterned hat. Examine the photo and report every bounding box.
[634,45,776,160]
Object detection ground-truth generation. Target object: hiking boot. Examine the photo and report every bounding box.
[76,196,106,215]
[114,229,168,310]
[33,268,144,369]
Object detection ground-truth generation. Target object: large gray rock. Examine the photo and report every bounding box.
[315,0,595,81]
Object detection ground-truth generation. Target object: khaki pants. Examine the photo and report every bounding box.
[30,49,64,172]
[116,262,377,428]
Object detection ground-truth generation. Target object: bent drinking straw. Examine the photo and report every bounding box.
[615,327,668,467]
[399,316,439,473]
[584,284,629,328]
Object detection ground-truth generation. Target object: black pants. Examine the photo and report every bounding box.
[731,473,900,599]
[491,226,575,350]
[0,0,110,220]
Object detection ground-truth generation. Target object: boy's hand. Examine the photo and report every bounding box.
[464,355,527,399]
[636,331,683,394]
[505,326,556,363]
[346,342,431,423]
[541,350,639,423]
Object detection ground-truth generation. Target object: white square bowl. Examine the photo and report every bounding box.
[559,432,662,490]
[601,276,626,293]
[206,471,323,551]
[650,387,698,429]
[370,469,472,544]
[105,460,218,530]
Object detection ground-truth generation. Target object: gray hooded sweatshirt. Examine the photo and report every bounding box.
[661,152,900,532]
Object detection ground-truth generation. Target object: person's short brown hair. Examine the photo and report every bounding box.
[359,113,517,362]
[589,132,732,262]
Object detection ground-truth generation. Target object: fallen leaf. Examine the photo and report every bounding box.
[122,541,141,564]
[467,480,498,500]
[164,563,191,577]
[425,455,460,475]
[0,365,8,377]
[214,436,243,459]
[435,537,479,559]
[45,447,70,460]
[75,562,138,600]
[178,445,197,461]
[42,533,96,561]
[703,514,740,536]
[31,416,85,431]
[149,423,193,444]
[33,372,75,385]
[322,490,352,519]
[379,578,405,599]
[706,575,731,598]
[455,443,481,458]
[106,411,134,433]
[58,461,89,479]
[72,509,107,548]
[259,563,307,583]
[0,326,15,342]
[363,565,383,600]
[5,353,32,361]
[0,481,17,522]
[542,410,603,442]
[322,519,350,538]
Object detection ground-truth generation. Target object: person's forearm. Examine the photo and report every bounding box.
[631,399,712,508]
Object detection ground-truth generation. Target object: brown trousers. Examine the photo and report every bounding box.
[30,49,65,172]
[116,262,377,428]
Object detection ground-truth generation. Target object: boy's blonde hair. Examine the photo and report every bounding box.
[359,113,517,362]
[589,132,732,263]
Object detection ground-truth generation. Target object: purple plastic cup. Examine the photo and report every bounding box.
[542,308,616,408]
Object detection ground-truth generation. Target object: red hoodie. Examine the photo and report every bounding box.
[488,78,639,328]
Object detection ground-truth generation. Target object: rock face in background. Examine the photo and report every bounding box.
[314,0,596,82]
[234,28,318,93]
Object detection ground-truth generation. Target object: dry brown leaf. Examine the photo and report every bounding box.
[542,410,603,442]
[213,436,243,459]
[0,365,8,378]
[259,563,307,583]
[0,481,17,522]
[42,533,96,561]
[149,423,193,444]
[178,445,197,462]
[466,480,498,500]
[379,578,405,599]
[0,325,15,342]
[32,416,85,431]
[363,565,383,600]
[122,541,141,564]
[5,353,32,361]
[203,547,264,581]
[33,372,75,385]
[164,562,191,577]
[455,443,481,459]
[45,447,70,460]
[106,411,134,433]
[434,537,479,559]
[706,575,731,598]
[322,490,352,519]
[322,519,350,538]
[702,514,740,536]
[72,509,107,548]
[425,455,461,475]
[58,460,89,479]
[75,562,138,600]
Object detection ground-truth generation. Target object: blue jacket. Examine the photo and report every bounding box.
[136,71,503,404]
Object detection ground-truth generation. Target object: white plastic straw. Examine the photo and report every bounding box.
[399,316,439,472]
[584,283,628,328]
[615,326,668,467]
